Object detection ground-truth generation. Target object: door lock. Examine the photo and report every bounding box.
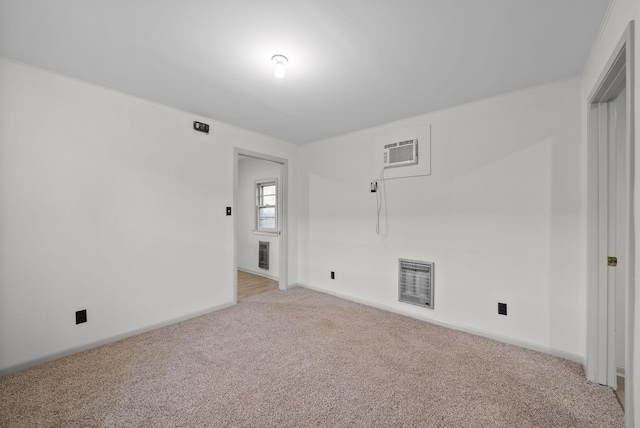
[608,256,618,267]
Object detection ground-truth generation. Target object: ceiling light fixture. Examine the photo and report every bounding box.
[271,54,288,79]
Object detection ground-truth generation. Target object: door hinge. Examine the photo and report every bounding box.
[608,256,618,267]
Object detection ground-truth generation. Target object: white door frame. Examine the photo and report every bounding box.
[586,20,634,425]
[233,148,289,302]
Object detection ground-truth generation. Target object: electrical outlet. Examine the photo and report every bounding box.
[331,271,335,280]
[498,303,507,316]
[76,309,87,324]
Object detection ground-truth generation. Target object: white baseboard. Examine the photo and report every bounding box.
[0,301,235,376]
[238,267,279,281]
[297,283,585,366]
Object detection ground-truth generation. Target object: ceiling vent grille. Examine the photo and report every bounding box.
[398,259,434,309]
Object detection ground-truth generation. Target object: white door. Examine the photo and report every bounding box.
[586,21,634,427]
[593,89,627,389]
[613,90,627,389]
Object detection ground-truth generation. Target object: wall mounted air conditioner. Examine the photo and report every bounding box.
[383,139,418,168]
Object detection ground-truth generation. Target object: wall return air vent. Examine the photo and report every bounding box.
[398,259,434,309]
[258,241,269,270]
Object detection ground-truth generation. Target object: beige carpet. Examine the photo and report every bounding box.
[0,287,624,427]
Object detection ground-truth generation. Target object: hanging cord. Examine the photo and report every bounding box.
[375,167,389,243]
[375,169,429,242]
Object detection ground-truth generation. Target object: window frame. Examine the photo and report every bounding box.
[255,178,278,233]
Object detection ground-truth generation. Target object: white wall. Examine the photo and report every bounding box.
[298,78,583,361]
[581,0,639,424]
[0,57,298,374]
[238,157,280,279]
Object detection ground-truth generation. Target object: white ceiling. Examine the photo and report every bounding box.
[0,1,610,144]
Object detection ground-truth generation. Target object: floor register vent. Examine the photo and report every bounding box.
[258,241,269,270]
[398,259,434,309]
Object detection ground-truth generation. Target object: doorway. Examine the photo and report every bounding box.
[233,149,289,303]
[586,21,634,424]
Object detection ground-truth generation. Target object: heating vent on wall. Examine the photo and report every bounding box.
[398,259,434,309]
[258,241,269,270]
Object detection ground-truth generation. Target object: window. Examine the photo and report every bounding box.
[256,179,277,232]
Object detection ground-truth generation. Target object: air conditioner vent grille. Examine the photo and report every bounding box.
[383,139,418,168]
[398,259,434,309]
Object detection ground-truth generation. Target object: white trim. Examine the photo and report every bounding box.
[582,0,619,76]
[238,268,279,282]
[252,230,279,237]
[618,365,626,378]
[297,283,584,365]
[0,301,235,376]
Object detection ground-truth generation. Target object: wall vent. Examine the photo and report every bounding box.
[258,241,269,270]
[398,259,434,309]
[383,139,418,168]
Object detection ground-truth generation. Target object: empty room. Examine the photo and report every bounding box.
[1,1,638,427]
